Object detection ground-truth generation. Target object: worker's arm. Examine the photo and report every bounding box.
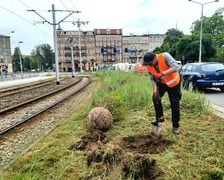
[154,52,181,79]
[163,52,181,72]
[162,67,176,76]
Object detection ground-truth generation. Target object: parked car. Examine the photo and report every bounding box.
[180,62,224,91]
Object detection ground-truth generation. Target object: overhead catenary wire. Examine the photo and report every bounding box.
[0,5,51,37]
[28,4,81,85]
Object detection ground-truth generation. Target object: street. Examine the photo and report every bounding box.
[204,88,224,108]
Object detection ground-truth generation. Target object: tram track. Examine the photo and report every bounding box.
[0,81,52,98]
[0,77,72,109]
[0,76,90,135]
[0,79,53,95]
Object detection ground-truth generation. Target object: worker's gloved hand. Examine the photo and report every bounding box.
[154,72,164,80]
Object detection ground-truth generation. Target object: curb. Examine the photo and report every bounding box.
[211,104,224,119]
[0,76,54,90]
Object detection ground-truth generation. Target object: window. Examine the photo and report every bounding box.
[186,65,193,72]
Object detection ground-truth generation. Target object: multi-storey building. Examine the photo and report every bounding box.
[57,30,95,72]
[56,29,165,72]
[123,34,166,64]
[123,34,149,64]
[148,34,166,52]
[0,35,12,73]
[94,29,123,69]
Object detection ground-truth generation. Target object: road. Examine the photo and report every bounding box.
[204,88,224,108]
[203,88,224,118]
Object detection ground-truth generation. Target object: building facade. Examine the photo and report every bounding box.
[148,34,166,52]
[123,35,149,64]
[94,29,122,70]
[57,30,96,72]
[56,29,165,72]
[0,35,12,74]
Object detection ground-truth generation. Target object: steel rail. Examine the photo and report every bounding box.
[0,78,81,115]
[0,77,90,135]
[0,79,54,93]
[0,81,52,98]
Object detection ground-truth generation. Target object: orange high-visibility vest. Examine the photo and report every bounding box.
[146,53,180,87]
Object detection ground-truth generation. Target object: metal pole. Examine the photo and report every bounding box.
[18,41,23,79]
[78,25,83,73]
[188,0,219,62]
[137,49,139,63]
[199,4,203,63]
[72,19,89,73]
[52,4,60,85]
[70,37,75,78]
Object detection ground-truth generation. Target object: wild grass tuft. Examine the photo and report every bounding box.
[1,71,223,180]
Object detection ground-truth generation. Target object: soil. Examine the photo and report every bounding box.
[70,130,174,179]
[70,130,109,152]
[121,134,173,154]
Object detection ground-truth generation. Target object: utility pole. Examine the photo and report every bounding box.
[188,0,219,63]
[72,19,89,73]
[69,37,75,78]
[28,5,80,85]
[18,41,23,79]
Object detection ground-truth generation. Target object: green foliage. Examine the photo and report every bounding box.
[154,28,184,56]
[31,44,54,71]
[181,89,210,117]
[202,171,224,180]
[92,71,152,121]
[92,71,209,121]
[157,10,224,62]
[12,47,22,72]
[2,71,222,180]
[176,34,216,62]
[93,93,126,122]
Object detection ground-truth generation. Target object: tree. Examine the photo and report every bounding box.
[176,34,216,62]
[191,8,224,61]
[12,47,22,72]
[153,28,184,57]
[31,44,54,71]
[155,8,224,63]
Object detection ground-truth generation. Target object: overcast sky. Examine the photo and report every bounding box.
[0,0,223,55]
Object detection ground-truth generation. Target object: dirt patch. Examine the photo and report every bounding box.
[70,130,109,152]
[123,154,163,180]
[121,134,174,154]
[87,147,124,166]
[70,131,173,179]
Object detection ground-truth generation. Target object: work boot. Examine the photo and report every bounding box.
[173,127,180,134]
[151,117,164,126]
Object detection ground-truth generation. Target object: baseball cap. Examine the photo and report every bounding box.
[143,52,155,66]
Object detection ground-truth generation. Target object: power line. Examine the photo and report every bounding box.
[0,5,32,24]
[0,5,51,37]
[59,0,78,21]
[68,0,78,11]
[28,4,81,85]
[17,0,32,9]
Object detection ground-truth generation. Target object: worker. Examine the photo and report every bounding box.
[143,52,182,134]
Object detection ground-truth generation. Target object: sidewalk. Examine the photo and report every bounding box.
[211,103,224,119]
[0,73,55,90]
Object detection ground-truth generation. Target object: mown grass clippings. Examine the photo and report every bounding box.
[1,71,224,180]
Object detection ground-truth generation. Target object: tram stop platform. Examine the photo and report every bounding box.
[0,73,55,90]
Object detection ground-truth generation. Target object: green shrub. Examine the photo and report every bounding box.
[93,71,210,119]
[92,92,126,122]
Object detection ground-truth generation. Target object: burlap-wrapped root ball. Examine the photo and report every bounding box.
[86,107,113,131]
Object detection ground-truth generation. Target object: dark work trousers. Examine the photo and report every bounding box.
[152,83,181,128]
